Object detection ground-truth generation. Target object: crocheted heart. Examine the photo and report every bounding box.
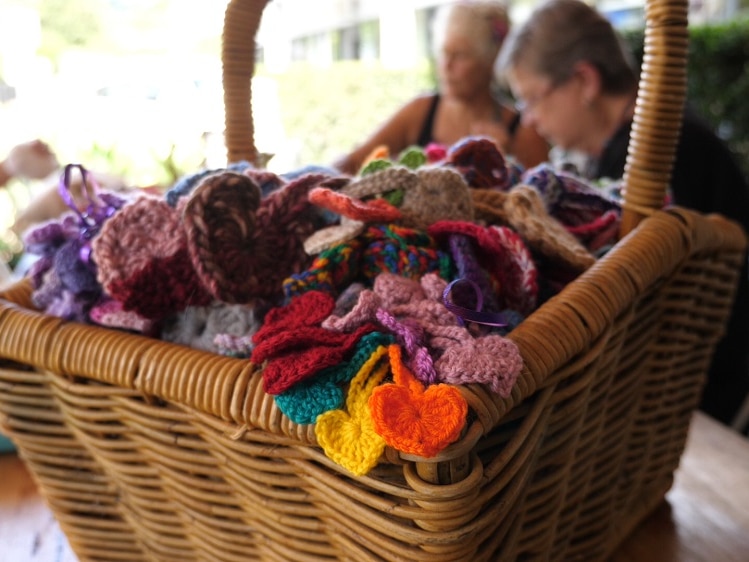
[424,142,447,163]
[89,298,155,334]
[434,334,523,397]
[182,171,264,303]
[338,166,474,230]
[373,272,425,309]
[275,375,344,425]
[522,163,621,224]
[398,146,427,169]
[489,225,539,314]
[92,195,211,319]
[369,382,467,458]
[504,185,595,272]
[398,168,475,229]
[253,290,335,342]
[309,187,403,223]
[161,302,261,354]
[246,173,332,298]
[470,189,510,225]
[315,408,386,476]
[257,323,377,395]
[446,137,510,189]
[303,220,366,255]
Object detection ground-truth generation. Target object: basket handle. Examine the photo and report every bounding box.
[222,0,270,165]
[221,0,689,237]
[619,0,689,236]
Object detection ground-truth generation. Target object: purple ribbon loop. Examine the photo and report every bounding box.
[59,163,115,226]
[58,163,118,263]
[442,278,508,328]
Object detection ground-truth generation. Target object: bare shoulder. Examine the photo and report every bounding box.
[381,92,438,145]
[409,92,439,108]
[332,92,437,174]
[392,93,438,123]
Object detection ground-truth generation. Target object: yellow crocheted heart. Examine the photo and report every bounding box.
[314,344,389,476]
[315,408,386,476]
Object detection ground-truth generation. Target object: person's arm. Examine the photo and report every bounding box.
[0,160,12,187]
[332,95,434,175]
[469,106,550,170]
[510,121,550,170]
[0,140,59,187]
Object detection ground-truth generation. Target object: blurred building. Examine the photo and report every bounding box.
[258,0,746,71]
[258,0,448,71]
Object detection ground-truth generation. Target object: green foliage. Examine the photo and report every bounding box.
[621,18,749,180]
[261,61,435,167]
[37,0,108,63]
[688,19,749,180]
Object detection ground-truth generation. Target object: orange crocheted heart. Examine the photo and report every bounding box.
[315,408,386,476]
[309,187,402,223]
[369,383,467,458]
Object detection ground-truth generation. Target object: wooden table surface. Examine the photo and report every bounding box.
[610,411,749,562]
[1,411,748,562]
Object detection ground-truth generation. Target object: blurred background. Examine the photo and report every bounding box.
[1,0,747,272]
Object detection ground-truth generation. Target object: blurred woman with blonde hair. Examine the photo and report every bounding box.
[333,1,549,175]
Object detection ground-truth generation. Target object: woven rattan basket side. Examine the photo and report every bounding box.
[1,1,747,561]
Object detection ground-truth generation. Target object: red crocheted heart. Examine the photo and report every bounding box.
[252,290,335,343]
[258,323,378,395]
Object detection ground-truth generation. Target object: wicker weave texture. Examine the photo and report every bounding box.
[1,0,748,560]
[1,208,745,561]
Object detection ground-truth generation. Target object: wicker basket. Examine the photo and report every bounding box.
[0,1,746,560]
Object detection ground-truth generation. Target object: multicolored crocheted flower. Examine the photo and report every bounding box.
[284,224,453,299]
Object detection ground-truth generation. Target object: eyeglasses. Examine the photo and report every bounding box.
[514,78,568,115]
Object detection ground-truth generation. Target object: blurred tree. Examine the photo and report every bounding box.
[38,0,108,64]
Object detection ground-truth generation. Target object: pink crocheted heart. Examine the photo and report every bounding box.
[434,334,523,397]
[93,195,185,289]
[92,195,211,318]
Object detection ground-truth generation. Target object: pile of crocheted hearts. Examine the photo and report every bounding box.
[18,135,629,477]
[251,271,525,475]
[91,169,336,321]
[24,164,129,323]
[305,165,476,254]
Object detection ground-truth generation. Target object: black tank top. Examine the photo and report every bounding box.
[416,94,522,147]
